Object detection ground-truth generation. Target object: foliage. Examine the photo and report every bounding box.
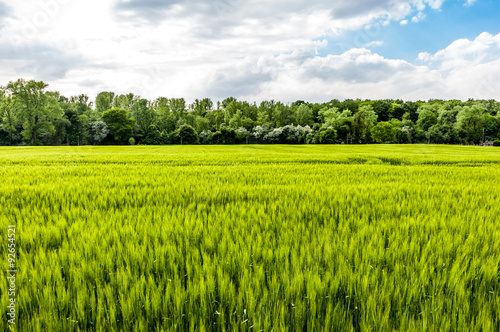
[95,91,115,113]
[131,98,156,138]
[89,120,110,144]
[235,127,251,144]
[352,105,377,143]
[318,128,337,144]
[371,122,397,143]
[101,108,135,143]
[6,79,63,144]
[212,126,236,145]
[252,125,268,141]
[455,105,485,144]
[1,79,500,146]
[171,124,199,145]
[294,104,314,126]
[416,105,438,132]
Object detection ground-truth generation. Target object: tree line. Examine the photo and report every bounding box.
[1,79,499,146]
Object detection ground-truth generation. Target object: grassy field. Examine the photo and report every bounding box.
[1,145,499,331]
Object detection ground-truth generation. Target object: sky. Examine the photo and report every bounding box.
[0,0,499,103]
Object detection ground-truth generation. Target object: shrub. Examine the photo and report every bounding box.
[319,128,337,144]
[371,122,397,144]
[212,127,236,144]
[493,140,500,146]
[171,124,199,145]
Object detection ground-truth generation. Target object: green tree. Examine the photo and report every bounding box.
[52,117,72,145]
[89,120,109,145]
[6,79,63,145]
[191,98,213,117]
[257,100,275,126]
[235,127,251,144]
[483,114,499,141]
[352,105,378,143]
[95,92,115,113]
[170,98,187,118]
[131,99,156,138]
[294,104,314,126]
[60,94,93,145]
[205,109,225,131]
[212,126,237,144]
[318,128,337,144]
[455,105,485,144]
[319,107,353,142]
[113,93,135,110]
[272,102,293,127]
[372,100,392,122]
[417,106,438,132]
[172,124,199,145]
[0,88,18,145]
[437,106,458,126]
[194,115,210,134]
[101,108,135,143]
[371,122,397,144]
[319,107,337,127]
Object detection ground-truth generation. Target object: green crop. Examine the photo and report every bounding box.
[1,145,499,331]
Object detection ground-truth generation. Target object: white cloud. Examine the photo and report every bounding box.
[400,19,409,25]
[2,0,494,103]
[366,40,384,48]
[413,0,445,10]
[464,0,477,7]
[411,11,426,22]
[234,49,445,102]
[418,32,500,100]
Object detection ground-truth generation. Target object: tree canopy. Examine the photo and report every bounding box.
[1,79,499,146]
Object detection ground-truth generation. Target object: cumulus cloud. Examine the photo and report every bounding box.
[330,0,409,18]
[0,1,11,27]
[0,39,86,80]
[111,0,441,35]
[0,0,497,103]
[193,32,500,102]
[114,0,187,22]
[366,40,384,48]
[411,11,426,22]
[232,49,444,102]
[417,32,500,99]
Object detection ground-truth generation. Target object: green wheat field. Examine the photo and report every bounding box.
[1,145,499,331]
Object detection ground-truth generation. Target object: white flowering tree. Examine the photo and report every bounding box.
[235,127,250,144]
[90,120,109,145]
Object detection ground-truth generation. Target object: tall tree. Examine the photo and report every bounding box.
[6,79,62,145]
[371,122,397,144]
[272,102,293,128]
[352,105,378,143]
[102,108,135,143]
[455,105,485,144]
[294,104,314,126]
[372,100,392,122]
[95,92,115,113]
[416,105,438,132]
[191,98,213,117]
[113,94,135,110]
[0,88,18,145]
[131,99,156,138]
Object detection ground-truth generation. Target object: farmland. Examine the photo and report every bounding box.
[1,145,500,331]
